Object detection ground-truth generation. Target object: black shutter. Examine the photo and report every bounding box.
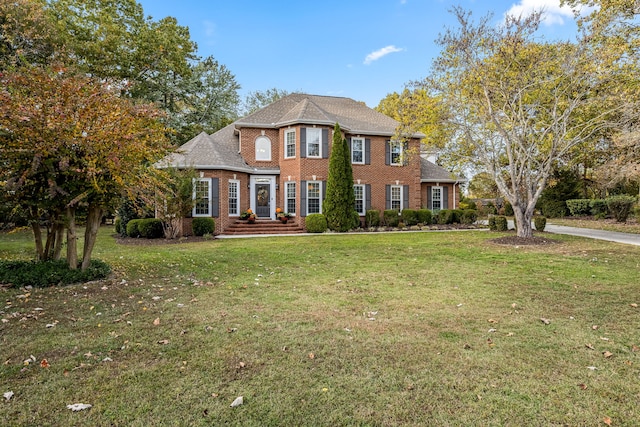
[300,128,307,158]
[322,129,329,159]
[402,142,409,166]
[385,185,391,209]
[443,186,449,209]
[300,180,307,216]
[427,187,432,210]
[211,178,220,217]
[403,185,409,210]
[365,138,371,165]
[365,184,371,210]
[385,140,390,165]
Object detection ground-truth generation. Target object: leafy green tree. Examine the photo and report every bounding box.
[242,88,291,115]
[424,7,623,238]
[153,168,198,239]
[323,123,356,232]
[0,65,170,269]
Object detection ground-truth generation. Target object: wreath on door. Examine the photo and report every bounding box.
[257,187,268,206]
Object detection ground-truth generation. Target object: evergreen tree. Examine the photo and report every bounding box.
[323,123,357,231]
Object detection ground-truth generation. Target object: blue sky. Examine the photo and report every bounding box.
[136,0,586,108]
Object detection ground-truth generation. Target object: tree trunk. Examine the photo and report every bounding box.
[81,204,102,271]
[513,206,534,238]
[52,223,64,260]
[66,207,78,270]
[31,221,44,261]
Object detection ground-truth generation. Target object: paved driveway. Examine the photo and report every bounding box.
[544,223,640,246]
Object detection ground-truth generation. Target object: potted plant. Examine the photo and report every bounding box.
[277,211,292,223]
[240,209,256,223]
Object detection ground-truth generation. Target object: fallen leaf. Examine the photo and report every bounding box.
[67,403,92,411]
[488,319,498,324]
[592,325,599,330]
[540,318,550,325]
[40,359,50,368]
[578,383,588,390]
[585,343,595,350]
[632,345,639,352]
[238,362,246,369]
[3,391,13,401]
[308,353,315,360]
[604,416,612,425]
[463,343,472,350]
[230,396,243,407]
[630,303,638,308]
[153,318,160,326]
[587,366,598,370]
[157,339,169,345]
[603,351,613,358]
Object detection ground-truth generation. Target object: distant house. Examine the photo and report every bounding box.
[159,94,463,234]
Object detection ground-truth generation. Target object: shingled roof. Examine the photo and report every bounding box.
[235,93,422,137]
[420,156,464,183]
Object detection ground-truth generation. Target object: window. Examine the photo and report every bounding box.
[228,180,239,216]
[193,178,211,216]
[306,128,321,158]
[354,184,365,215]
[431,186,442,211]
[307,181,321,214]
[285,129,296,158]
[391,185,402,211]
[255,136,271,161]
[390,142,403,166]
[351,137,364,164]
[285,182,296,214]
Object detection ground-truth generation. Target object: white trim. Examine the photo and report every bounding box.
[351,137,365,165]
[432,186,443,211]
[306,180,322,214]
[284,129,296,159]
[255,136,272,161]
[306,128,322,158]
[228,179,240,216]
[354,184,365,215]
[390,184,403,211]
[285,181,296,216]
[192,178,212,217]
[390,141,403,166]
[250,175,276,219]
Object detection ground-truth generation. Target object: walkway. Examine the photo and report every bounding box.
[545,223,640,246]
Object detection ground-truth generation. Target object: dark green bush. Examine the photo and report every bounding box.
[401,209,418,226]
[192,217,215,236]
[606,195,637,222]
[305,214,327,233]
[590,199,608,216]
[503,201,514,216]
[0,259,111,288]
[541,200,567,218]
[365,210,380,227]
[534,216,547,232]
[352,211,362,229]
[566,199,591,216]
[126,219,142,237]
[114,218,122,235]
[138,218,164,238]
[416,209,432,225]
[437,209,455,224]
[460,209,478,225]
[383,210,400,227]
[488,216,497,231]
[494,216,508,232]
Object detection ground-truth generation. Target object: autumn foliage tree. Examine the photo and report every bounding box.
[0,65,170,269]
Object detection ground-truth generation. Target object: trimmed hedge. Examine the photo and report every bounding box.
[494,215,508,232]
[566,199,591,216]
[365,210,380,227]
[416,209,432,225]
[460,209,478,225]
[114,218,122,235]
[138,218,164,239]
[192,217,215,236]
[401,209,418,226]
[305,214,327,233]
[126,219,142,238]
[436,209,455,224]
[606,195,637,222]
[383,210,400,227]
[590,199,608,216]
[534,216,547,232]
[541,200,567,218]
[0,259,111,288]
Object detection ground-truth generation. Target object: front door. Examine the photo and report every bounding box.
[250,176,276,219]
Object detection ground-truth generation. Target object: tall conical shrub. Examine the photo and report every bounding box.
[323,123,357,231]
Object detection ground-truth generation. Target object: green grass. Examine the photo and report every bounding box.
[2,227,640,426]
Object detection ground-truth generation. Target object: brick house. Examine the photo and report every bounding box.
[160,94,463,234]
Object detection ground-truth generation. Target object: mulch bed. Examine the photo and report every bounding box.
[115,235,212,245]
[489,234,559,246]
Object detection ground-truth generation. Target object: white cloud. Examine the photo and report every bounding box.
[364,45,404,65]
[203,20,216,38]
[504,0,579,26]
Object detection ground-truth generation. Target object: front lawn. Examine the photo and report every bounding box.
[1,228,639,426]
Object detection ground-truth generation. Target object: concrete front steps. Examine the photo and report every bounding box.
[222,219,305,235]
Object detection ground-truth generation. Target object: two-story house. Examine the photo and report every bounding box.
[160,94,462,234]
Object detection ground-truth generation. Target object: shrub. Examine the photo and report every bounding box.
[416,209,432,225]
[305,214,327,233]
[488,216,497,231]
[114,218,122,235]
[606,195,637,222]
[437,209,455,224]
[138,218,164,239]
[401,209,418,226]
[566,199,591,216]
[365,210,380,227]
[534,216,547,232]
[541,200,567,218]
[192,217,215,236]
[352,211,362,229]
[126,219,142,238]
[460,209,478,225]
[383,210,400,227]
[494,215,508,232]
[590,199,608,216]
[503,201,514,216]
[0,259,111,288]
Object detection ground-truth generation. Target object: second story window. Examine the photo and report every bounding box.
[255,136,271,161]
[306,128,321,158]
[390,142,402,166]
[285,129,296,158]
[351,137,364,164]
